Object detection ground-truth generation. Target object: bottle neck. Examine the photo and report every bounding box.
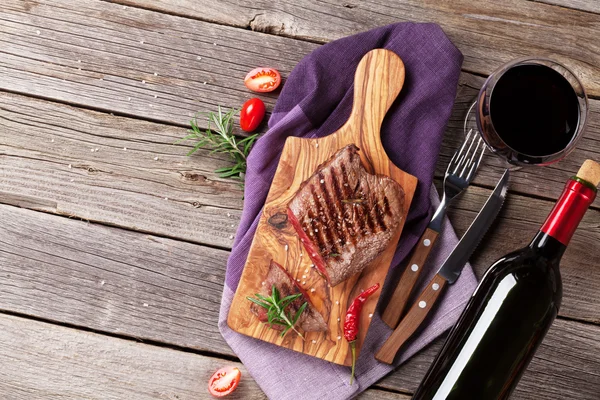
[529,231,566,261]
[539,178,596,247]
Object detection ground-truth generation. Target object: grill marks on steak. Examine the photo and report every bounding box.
[250,260,327,333]
[288,144,404,286]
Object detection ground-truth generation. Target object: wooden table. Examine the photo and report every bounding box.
[1,1,599,399]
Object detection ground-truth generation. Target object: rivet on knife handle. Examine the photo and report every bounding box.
[376,273,448,365]
[381,228,439,328]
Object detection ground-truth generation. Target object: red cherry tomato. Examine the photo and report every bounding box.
[240,98,266,132]
[244,67,281,93]
[208,366,241,398]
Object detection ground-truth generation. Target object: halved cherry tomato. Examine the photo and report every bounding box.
[208,366,241,398]
[244,67,281,93]
[240,97,266,132]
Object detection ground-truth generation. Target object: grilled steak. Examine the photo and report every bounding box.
[287,144,404,286]
[250,260,327,332]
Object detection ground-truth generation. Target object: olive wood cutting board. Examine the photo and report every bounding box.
[228,49,418,366]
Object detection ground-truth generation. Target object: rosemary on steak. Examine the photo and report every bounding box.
[177,106,258,184]
[247,285,308,339]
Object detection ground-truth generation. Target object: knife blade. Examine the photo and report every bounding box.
[375,169,510,365]
[438,168,510,283]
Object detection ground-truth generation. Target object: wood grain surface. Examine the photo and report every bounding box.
[2,0,600,208]
[1,199,598,399]
[0,92,242,248]
[0,0,314,129]
[228,49,417,365]
[0,203,234,355]
[2,183,597,361]
[1,0,600,398]
[535,0,600,14]
[0,313,267,400]
[115,0,600,96]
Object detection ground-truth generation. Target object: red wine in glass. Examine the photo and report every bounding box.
[476,58,588,166]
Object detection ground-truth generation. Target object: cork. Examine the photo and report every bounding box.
[577,160,600,187]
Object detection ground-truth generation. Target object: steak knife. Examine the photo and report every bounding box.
[375,169,510,365]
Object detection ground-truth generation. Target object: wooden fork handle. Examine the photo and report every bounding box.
[381,228,439,328]
[376,273,448,365]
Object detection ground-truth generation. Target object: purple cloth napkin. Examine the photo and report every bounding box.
[218,22,478,399]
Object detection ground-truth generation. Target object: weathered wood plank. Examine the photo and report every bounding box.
[2,1,599,209]
[0,0,315,130]
[0,312,264,399]
[0,203,234,356]
[378,318,600,399]
[1,179,597,361]
[2,272,598,400]
[1,180,598,364]
[533,0,600,14]
[0,312,402,400]
[0,91,243,248]
[358,390,411,400]
[113,0,600,96]
[4,301,596,400]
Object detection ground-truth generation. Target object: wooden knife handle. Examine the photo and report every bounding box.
[381,228,439,328]
[376,273,448,365]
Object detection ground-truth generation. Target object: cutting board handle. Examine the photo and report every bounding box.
[342,49,406,151]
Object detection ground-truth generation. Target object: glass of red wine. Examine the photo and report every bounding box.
[470,57,588,166]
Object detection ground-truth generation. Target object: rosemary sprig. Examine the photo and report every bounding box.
[247,285,308,339]
[176,106,259,186]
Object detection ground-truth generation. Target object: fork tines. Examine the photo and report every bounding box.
[449,129,486,182]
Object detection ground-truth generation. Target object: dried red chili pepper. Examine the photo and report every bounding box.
[343,283,380,385]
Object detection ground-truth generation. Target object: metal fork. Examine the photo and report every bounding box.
[381,129,486,328]
[429,129,486,231]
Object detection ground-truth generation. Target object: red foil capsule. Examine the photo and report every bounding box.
[541,179,597,246]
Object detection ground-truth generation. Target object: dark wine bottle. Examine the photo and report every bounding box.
[413,160,600,400]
